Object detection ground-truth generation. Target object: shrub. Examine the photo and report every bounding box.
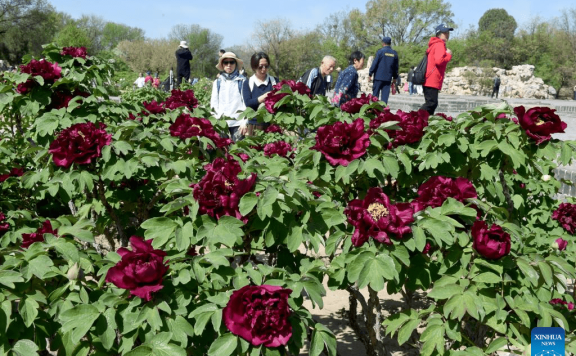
[0,44,575,356]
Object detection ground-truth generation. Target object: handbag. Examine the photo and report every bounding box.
[391,83,396,95]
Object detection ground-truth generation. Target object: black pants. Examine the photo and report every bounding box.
[491,85,500,98]
[176,72,190,87]
[420,86,439,115]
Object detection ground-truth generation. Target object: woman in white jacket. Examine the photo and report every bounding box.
[210,52,247,141]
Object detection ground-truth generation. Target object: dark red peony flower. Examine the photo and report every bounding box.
[472,220,511,260]
[273,79,311,96]
[164,89,199,110]
[340,93,378,114]
[265,124,283,134]
[16,80,36,94]
[264,92,289,114]
[370,109,429,148]
[0,167,24,182]
[549,298,567,306]
[514,106,567,145]
[412,176,477,213]
[552,203,576,234]
[21,220,58,249]
[127,113,142,121]
[312,118,370,166]
[186,246,198,257]
[61,46,88,59]
[236,153,250,162]
[0,212,9,235]
[105,236,168,301]
[422,242,432,255]
[224,285,292,347]
[549,298,574,310]
[553,237,568,251]
[263,141,294,158]
[435,112,453,121]
[169,113,231,148]
[143,100,166,115]
[264,80,312,114]
[50,89,89,110]
[20,59,62,84]
[49,122,112,169]
[192,155,257,222]
[344,187,414,247]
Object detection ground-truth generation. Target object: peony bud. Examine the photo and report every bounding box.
[542,174,551,181]
[67,263,83,280]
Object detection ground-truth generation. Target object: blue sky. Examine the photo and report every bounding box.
[49,0,574,47]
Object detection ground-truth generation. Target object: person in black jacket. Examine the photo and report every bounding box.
[299,56,336,96]
[175,41,193,87]
[368,36,399,104]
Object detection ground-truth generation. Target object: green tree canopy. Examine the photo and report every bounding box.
[168,24,223,79]
[478,8,517,40]
[54,22,91,50]
[101,22,145,51]
[359,0,456,47]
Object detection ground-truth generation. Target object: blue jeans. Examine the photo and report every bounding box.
[372,80,392,104]
[409,82,414,95]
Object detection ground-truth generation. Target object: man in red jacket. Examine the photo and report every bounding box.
[420,24,453,115]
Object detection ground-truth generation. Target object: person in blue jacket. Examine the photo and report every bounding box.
[368,36,399,104]
[242,52,278,136]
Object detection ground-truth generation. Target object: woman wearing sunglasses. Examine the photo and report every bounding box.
[242,52,279,136]
[210,52,247,141]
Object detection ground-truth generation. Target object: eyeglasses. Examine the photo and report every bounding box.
[258,64,269,69]
[223,60,236,65]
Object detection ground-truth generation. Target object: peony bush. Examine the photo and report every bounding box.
[0,44,575,356]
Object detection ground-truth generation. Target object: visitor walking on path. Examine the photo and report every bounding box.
[407,66,414,95]
[299,56,336,96]
[133,73,145,88]
[175,41,193,87]
[420,24,453,115]
[331,51,365,107]
[492,75,501,98]
[368,36,399,104]
[210,52,247,141]
[242,52,278,135]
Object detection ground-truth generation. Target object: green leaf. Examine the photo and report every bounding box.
[202,216,244,248]
[208,333,238,356]
[310,324,337,356]
[498,141,525,168]
[485,337,508,354]
[358,254,397,291]
[420,324,445,356]
[472,272,501,284]
[382,155,399,178]
[428,284,464,300]
[141,217,178,248]
[347,251,374,283]
[125,346,153,356]
[59,304,101,344]
[0,270,24,288]
[57,219,94,243]
[19,298,39,328]
[517,258,539,286]
[287,226,303,253]
[239,192,258,216]
[28,255,54,279]
[113,140,133,155]
[538,261,553,287]
[438,133,455,146]
[413,226,427,252]
[397,318,419,345]
[12,339,39,356]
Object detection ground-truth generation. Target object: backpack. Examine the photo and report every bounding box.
[298,68,314,85]
[411,54,428,85]
[494,77,501,86]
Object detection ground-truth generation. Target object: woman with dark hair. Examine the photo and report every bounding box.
[331,51,365,107]
[241,52,278,135]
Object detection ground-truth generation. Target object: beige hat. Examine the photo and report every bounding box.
[216,52,244,71]
[179,41,188,48]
